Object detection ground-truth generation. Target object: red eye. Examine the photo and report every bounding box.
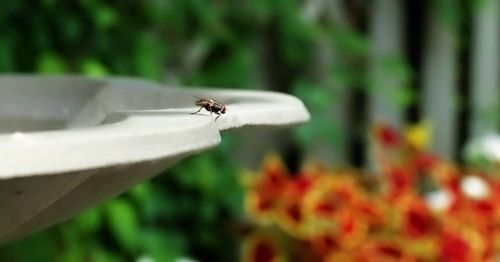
[221,106,226,113]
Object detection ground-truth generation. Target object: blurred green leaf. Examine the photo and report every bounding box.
[470,0,489,10]
[134,33,165,80]
[105,199,140,252]
[80,58,109,77]
[130,182,177,221]
[249,0,273,22]
[186,155,218,195]
[58,223,84,262]
[37,52,67,74]
[189,0,223,32]
[187,46,256,88]
[0,36,14,71]
[88,245,124,262]
[432,0,463,27]
[380,55,412,79]
[140,229,187,262]
[294,115,342,148]
[129,183,155,205]
[94,4,119,31]
[41,0,56,8]
[292,80,335,110]
[0,232,57,262]
[391,87,416,108]
[199,200,217,221]
[332,26,370,56]
[144,0,169,24]
[59,13,82,45]
[74,207,102,235]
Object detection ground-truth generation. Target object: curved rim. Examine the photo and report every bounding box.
[0,113,221,178]
[0,75,310,178]
[155,87,311,131]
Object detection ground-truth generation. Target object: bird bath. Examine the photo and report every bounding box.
[0,75,309,244]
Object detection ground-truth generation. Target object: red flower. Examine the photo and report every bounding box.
[403,200,436,238]
[304,175,365,220]
[282,175,315,201]
[253,241,276,262]
[440,231,471,262]
[356,199,387,230]
[241,127,500,261]
[413,153,438,173]
[274,177,316,237]
[307,234,338,258]
[336,210,369,249]
[375,124,401,148]
[383,166,418,202]
[354,239,416,262]
[275,200,305,236]
[243,154,290,222]
[242,231,285,262]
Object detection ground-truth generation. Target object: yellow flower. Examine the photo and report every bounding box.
[405,121,431,151]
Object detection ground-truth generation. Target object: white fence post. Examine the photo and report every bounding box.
[421,6,459,159]
[302,0,350,166]
[369,0,405,128]
[469,0,500,138]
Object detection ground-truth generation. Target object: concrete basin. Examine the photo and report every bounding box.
[0,75,309,243]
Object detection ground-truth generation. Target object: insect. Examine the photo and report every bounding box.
[191,97,227,121]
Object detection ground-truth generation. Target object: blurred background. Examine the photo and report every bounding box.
[0,0,498,261]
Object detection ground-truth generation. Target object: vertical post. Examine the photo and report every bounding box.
[421,5,459,159]
[469,0,500,137]
[302,0,350,166]
[369,0,405,128]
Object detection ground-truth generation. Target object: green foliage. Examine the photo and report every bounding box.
[37,52,68,73]
[432,0,465,30]
[105,199,140,252]
[80,58,109,77]
[140,229,186,262]
[0,0,422,261]
[0,1,246,260]
[0,232,57,262]
[292,80,343,148]
[331,26,370,57]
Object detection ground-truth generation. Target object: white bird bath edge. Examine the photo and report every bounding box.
[0,75,310,244]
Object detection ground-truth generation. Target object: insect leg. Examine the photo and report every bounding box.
[215,112,221,121]
[191,107,204,114]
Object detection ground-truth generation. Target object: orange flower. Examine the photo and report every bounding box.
[274,199,306,237]
[440,230,473,262]
[241,124,500,260]
[353,238,418,262]
[241,231,286,262]
[273,173,319,237]
[383,165,418,201]
[243,154,290,222]
[412,152,438,173]
[429,162,461,194]
[356,198,388,231]
[307,233,339,259]
[335,210,369,250]
[402,198,437,238]
[245,190,277,223]
[302,175,365,224]
[281,174,316,202]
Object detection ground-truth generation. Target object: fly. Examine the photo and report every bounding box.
[191,97,227,121]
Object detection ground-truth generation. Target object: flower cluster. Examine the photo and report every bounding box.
[241,123,500,262]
